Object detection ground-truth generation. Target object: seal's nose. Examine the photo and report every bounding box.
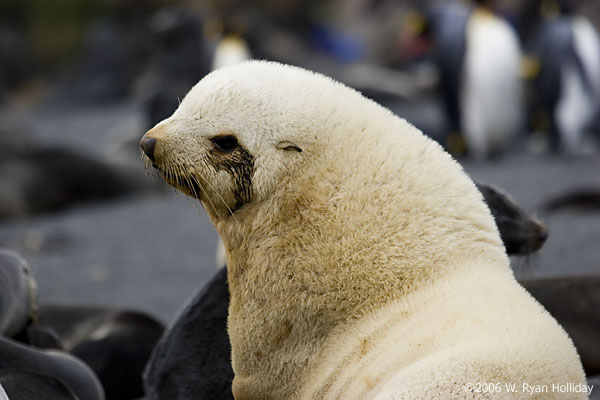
[536,224,549,247]
[140,137,157,161]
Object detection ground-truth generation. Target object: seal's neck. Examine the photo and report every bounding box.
[221,201,506,399]
[218,130,508,399]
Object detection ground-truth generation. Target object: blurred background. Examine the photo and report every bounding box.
[0,0,599,326]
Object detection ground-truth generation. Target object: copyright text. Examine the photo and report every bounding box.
[462,382,593,396]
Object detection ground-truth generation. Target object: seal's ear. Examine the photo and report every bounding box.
[276,141,302,152]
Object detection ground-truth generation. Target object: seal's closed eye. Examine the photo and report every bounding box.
[211,135,239,152]
[276,141,302,152]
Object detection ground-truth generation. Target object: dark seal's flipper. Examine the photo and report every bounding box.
[144,267,233,400]
[0,370,79,400]
[0,336,104,400]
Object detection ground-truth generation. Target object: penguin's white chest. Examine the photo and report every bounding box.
[461,13,523,158]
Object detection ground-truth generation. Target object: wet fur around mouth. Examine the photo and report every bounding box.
[142,153,204,200]
[142,142,255,213]
[159,168,203,199]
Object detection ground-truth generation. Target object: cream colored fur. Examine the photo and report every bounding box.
[142,61,586,399]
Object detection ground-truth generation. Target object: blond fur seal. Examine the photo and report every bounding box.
[140,61,585,399]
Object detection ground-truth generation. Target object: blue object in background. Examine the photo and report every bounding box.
[309,24,364,62]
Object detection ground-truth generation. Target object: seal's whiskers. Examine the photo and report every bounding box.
[193,173,237,219]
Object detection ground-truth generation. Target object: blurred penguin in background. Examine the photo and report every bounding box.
[522,0,600,154]
[208,14,253,71]
[418,0,470,153]
[460,0,524,159]
[405,0,523,159]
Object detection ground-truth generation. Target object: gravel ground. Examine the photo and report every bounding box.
[0,101,598,327]
[0,191,219,325]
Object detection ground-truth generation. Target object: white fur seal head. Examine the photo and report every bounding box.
[141,61,322,221]
[141,60,501,244]
[140,61,585,399]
